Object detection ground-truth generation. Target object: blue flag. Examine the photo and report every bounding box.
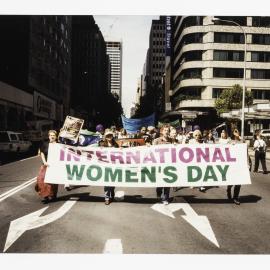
[121,113,155,134]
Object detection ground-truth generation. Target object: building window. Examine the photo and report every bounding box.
[214,32,244,44]
[213,50,244,61]
[252,89,270,99]
[179,68,202,80]
[251,69,270,79]
[252,34,270,45]
[213,68,243,78]
[251,51,270,62]
[252,17,270,27]
[217,16,247,26]
[212,88,226,98]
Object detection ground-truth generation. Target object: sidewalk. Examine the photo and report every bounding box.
[248,148,270,160]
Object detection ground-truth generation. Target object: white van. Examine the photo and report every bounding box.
[0,131,32,153]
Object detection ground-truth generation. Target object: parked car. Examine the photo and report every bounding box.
[260,129,270,139]
[0,131,32,153]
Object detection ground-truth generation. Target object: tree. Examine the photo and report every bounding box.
[132,86,155,118]
[215,84,253,114]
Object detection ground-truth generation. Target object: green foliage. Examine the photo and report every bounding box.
[215,84,253,114]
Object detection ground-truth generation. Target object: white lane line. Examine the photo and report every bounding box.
[114,191,125,201]
[20,156,38,162]
[0,177,36,203]
[103,239,123,254]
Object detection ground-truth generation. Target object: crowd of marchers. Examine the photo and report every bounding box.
[35,123,268,206]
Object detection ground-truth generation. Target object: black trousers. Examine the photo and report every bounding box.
[104,186,115,199]
[254,151,267,172]
[227,185,241,199]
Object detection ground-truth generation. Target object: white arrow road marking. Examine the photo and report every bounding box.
[4,197,78,252]
[103,239,123,254]
[0,177,36,203]
[151,203,219,248]
[114,191,125,201]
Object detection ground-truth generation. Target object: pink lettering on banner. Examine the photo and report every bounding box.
[196,147,210,162]
[212,148,225,162]
[86,151,94,161]
[142,151,157,163]
[154,148,169,163]
[60,149,65,161]
[110,152,125,164]
[67,148,81,162]
[178,147,194,163]
[225,147,237,162]
[171,148,176,163]
[126,151,141,164]
[96,151,108,163]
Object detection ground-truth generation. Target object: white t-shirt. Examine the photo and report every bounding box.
[218,138,231,144]
[254,139,267,152]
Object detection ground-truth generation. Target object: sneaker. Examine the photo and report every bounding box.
[199,187,206,192]
[162,200,169,205]
[105,199,110,205]
[263,171,268,174]
[233,199,240,205]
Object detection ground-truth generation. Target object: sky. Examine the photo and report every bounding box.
[94,16,159,117]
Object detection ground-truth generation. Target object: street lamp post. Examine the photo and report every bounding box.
[212,17,247,140]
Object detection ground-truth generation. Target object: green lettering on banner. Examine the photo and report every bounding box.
[163,166,177,183]
[216,165,229,181]
[125,169,138,182]
[203,166,218,182]
[66,165,85,180]
[141,167,156,182]
[187,166,202,182]
[86,165,102,181]
[104,167,123,182]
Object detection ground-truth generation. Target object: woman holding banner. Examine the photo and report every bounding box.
[99,129,119,205]
[35,130,59,204]
[189,129,206,192]
[153,124,172,205]
[226,129,245,205]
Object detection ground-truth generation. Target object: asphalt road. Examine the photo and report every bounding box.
[0,156,270,254]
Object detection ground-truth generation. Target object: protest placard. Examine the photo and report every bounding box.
[59,116,84,142]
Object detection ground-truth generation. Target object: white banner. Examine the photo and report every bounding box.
[45,143,251,187]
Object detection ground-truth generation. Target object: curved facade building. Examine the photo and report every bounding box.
[171,16,270,129]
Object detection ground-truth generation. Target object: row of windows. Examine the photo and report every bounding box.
[212,88,270,99]
[152,71,164,77]
[251,51,270,62]
[175,33,203,54]
[213,50,270,62]
[153,40,165,46]
[175,16,204,42]
[251,69,270,79]
[214,32,244,44]
[213,68,243,78]
[152,48,165,53]
[213,50,244,61]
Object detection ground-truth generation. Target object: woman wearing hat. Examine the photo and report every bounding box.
[35,130,59,203]
[99,129,119,205]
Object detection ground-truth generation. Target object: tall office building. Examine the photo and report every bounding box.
[148,16,166,88]
[106,40,122,101]
[71,16,110,127]
[0,15,72,130]
[170,16,270,130]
